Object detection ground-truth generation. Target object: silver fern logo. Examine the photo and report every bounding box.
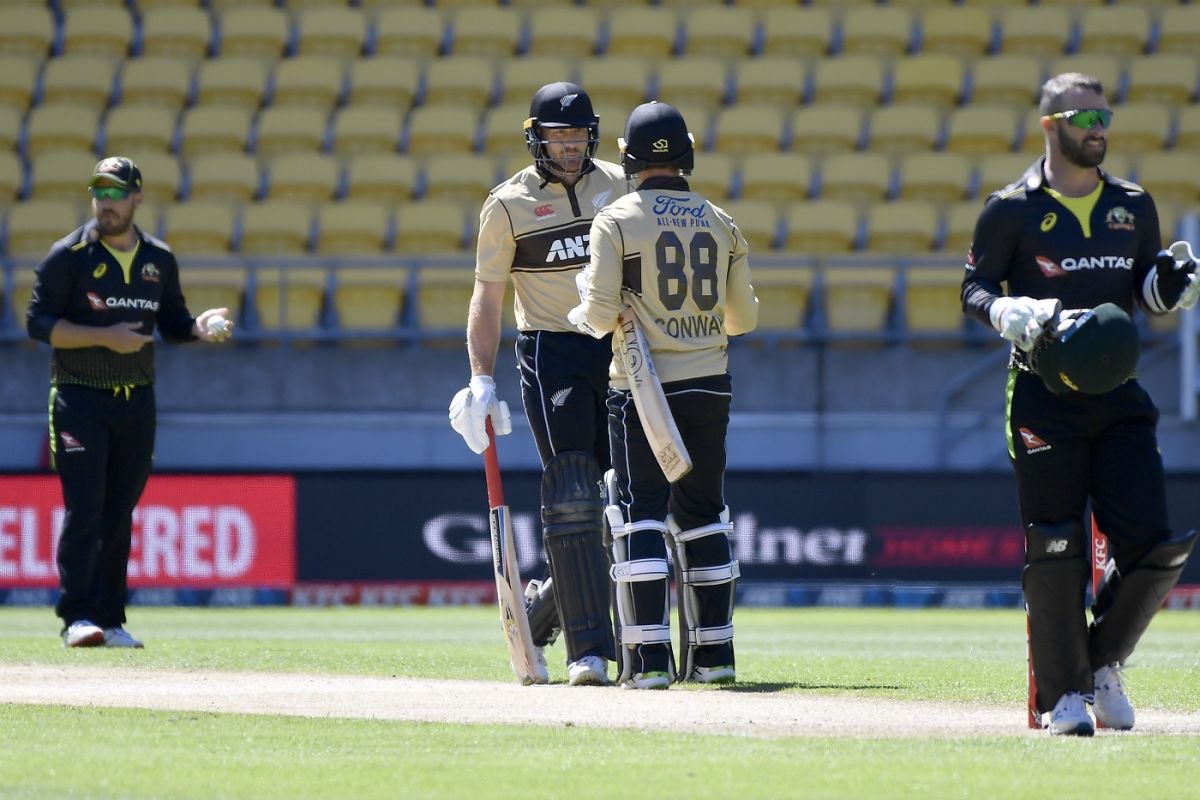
[551,388,572,408]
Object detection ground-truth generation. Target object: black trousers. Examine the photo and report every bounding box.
[50,383,156,629]
[516,330,612,470]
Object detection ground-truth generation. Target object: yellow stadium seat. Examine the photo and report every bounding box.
[480,102,531,156]
[1135,152,1200,206]
[944,106,1019,155]
[784,200,859,254]
[26,104,100,156]
[751,266,814,331]
[0,7,54,58]
[685,152,734,203]
[683,6,754,58]
[253,267,327,331]
[1175,106,1200,152]
[316,203,393,255]
[499,57,575,108]
[657,58,728,112]
[333,267,408,331]
[1156,203,1181,244]
[0,55,37,112]
[841,7,913,58]
[1019,111,1046,155]
[59,0,132,6]
[178,267,246,324]
[997,7,1071,57]
[0,107,20,153]
[331,105,403,155]
[819,152,890,205]
[62,6,132,58]
[734,58,805,108]
[194,58,269,110]
[140,7,211,61]
[919,6,991,58]
[896,152,971,205]
[975,152,1035,198]
[423,56,496,110]
[1076,6,1150,57]
[255,106,328,156]
[348,57,419,110]
[1126,55,1197,106]
[969,55,1042,108]
[1098,153,1133,183]
[713,105,786,154]
[890,54,963,110]
[789,105,863,156]
[739,154,813,208]
[414,265,474,332]
[162,202,237,254]
[1104,103,1171,153]
[178,105,253,158]
[941,201,982,253]
[28,151,97,202]
[760,8,833,58]
[404,107,479,156]
[811,56,887,109]
[266,154,339,206]
[715,199,782,251]
[865,201,939,253]
[423,155,500,204]
[866,104,942,155]
[126,152,181,208]
[186,152,259,204]
[218,7,289,59]
[665,103,711,151]
[6,201,83,257]
[0,150,21,207]
[526,7,600,57]
[1046,55,1121,100]
[103,104,177,155]
[822,267,896,335]
[395,201,467,253]
[605,7,678,58]
[210,0,273,9]
[1156,7,1200,56]
[272,56,345,111]
[577,57,652,109]
[450,7,520,58]
[344,155,417,207]
[904,266,965,334]
[1039,0,1104,6]
[373,7,444,60]
[295,6,366,59]
[138,0,214,10]
[240,202,312,255]
[118,57,192,108]
[41,56,117,110]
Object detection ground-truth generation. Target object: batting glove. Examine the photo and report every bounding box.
[567,303,605,339]
[1168,240,1200,311]
[448,375,511,454]
[990,296,1062,352]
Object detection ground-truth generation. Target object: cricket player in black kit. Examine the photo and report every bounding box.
[961,74,1200,735]
[449,83,626,686]
[26,157,234,648]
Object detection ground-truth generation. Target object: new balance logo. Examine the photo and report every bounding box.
[1046,539,1069,554]
[547,235,589,262]
[1019,427,1051,454]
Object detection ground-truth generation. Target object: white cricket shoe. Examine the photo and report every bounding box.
[1047,692,1094,736]
[63,620,104,648]
[567,654,609,686]
[689,665,736,685]
[1092,663,1134,730]
[622,671,670,690]
[102,627,144,648]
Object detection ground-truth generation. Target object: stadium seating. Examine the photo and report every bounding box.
[180,267,247,324]
[896,152,971,205]
[822,267,896,335]
[316,202,393,255]
[6,200,83,257]
[343,154,418,206]
[891,55,964,110]
[118,57,193,109]
[41,56,117,110]
[140,7,211,61]
[26,105,101,157]
[865,201,940,253]
[186,153,259,204]
[331,106,404,155]
[373,7,444,60]
[683,6,755,58]
[266,154,339,207]
[526,7,601,57]
[218,7,289,60]
[272,57,346,111]
[162,201,237,254]
[1076,6,1151,56]
[759,7,833,58]
[194,58,269,110]
[103,104,177,156]
[841,7,913,58]
[785,201,859,255]
[294,6,366,59]
[0,7,53,58]
[348,58,419,110]
[904,267,966,334]
[752,266,814,333]
[721,200,779,253]
[255,107,329,157]
[919,6,991,57]
[28,151,97,203]
[240,202,313,255]
[333,267,408,331]
[61,6,132,58]
[450,7,521,58]
[604,7,678,58]
[253,267,328,332]
[865,104,943,155]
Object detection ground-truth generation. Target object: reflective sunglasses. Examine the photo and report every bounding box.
[1042,108,1113,130]
[89,186,131,201]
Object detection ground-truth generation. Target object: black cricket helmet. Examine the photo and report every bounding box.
[524,82,599,180]
[618,101,694,179]
[1030,303,1140,395]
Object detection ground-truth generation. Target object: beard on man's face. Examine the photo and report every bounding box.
[96,207,133,237]
[1056,124,1106,169]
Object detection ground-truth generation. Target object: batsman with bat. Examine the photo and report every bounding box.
[569,102,758,689]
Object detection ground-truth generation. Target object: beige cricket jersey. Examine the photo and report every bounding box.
[577,178,758,388]
[475,160,627,332]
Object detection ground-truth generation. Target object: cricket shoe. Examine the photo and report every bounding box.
[623,671,670,690]
[567,654,610,686]
[689,665,736,685]
[1046,692,1094,736]
[1092,663,1134,730]
[103,627,144,648]
[63,620,104,648]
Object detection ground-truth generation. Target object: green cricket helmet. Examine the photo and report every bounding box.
[1030,303,1140,395]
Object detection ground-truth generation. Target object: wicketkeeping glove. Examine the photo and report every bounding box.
[1166,240,1200,311]
[989,296,1062,352]
[448,375,511,454]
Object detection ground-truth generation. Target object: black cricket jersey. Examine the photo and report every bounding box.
[26,220,197,389]
[962,156,1163,332]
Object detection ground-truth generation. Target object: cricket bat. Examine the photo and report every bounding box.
[615,308,693,483]
[483,419,548,686]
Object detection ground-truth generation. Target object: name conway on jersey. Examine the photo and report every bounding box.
[476,161,626,332]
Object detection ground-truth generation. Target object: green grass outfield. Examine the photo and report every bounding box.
[1,607,1199,799]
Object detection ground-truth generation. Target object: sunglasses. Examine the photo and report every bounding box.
[89,186,131,201]
[1042,108,1113,130]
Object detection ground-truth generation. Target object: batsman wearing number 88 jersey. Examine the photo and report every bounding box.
[571,102,758,689]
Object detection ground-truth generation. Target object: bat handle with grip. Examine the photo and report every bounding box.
[483,418,505,508]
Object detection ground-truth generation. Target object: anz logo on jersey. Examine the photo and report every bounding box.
[545,234,589,262]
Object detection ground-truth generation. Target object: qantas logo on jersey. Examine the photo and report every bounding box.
[59,431,85,453]
[87,292,106,310]
[1019,427,1051,454]
[105,297,160,310]
[547,235,590,262]
[1035,255,1133,277]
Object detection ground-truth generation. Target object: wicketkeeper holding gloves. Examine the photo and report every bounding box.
[962,73,1199,736]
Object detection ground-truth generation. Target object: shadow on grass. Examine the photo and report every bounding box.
[719,682,906,694]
